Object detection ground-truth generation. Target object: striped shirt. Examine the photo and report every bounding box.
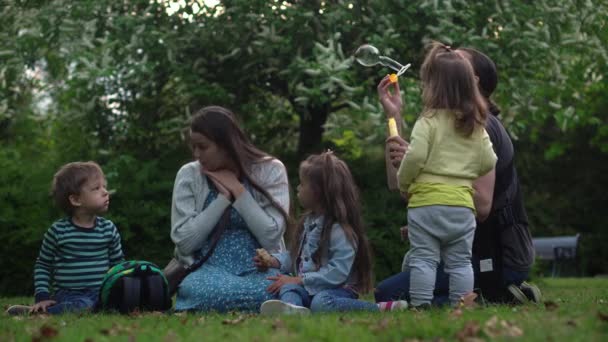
[34,217,124,302]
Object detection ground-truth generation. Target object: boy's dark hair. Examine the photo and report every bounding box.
[51,161,104,215]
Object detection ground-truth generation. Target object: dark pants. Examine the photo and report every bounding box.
[374,261,528,305]
[46,289,99,315]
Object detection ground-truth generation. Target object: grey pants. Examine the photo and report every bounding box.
[407,205,476,306]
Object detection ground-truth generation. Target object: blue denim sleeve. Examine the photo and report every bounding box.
[272,252,293,274]
[301,224,356,292]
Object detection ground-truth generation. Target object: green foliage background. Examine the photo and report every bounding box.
[1,0,606,295]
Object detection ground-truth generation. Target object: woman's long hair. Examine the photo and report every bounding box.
[190,106,291,233]
[420,43,488,136]
[458,47,501,116]
[289,152,373,294]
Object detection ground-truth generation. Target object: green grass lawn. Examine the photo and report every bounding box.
[2,278,608,341]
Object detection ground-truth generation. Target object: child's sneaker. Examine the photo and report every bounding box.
[507,284,529,304]
[520,282,542,303]
[377,300,409,311]
[260,300,310,316]
[5,305,32,316]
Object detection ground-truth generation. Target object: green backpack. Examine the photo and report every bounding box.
[99,260,172,314]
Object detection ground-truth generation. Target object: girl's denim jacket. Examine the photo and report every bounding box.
[273,214,358,295]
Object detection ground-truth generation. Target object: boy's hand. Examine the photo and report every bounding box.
[30,300,56,313]
[266,274,303,294]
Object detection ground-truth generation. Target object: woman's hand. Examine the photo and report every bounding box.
[253,255,280,270]
[203,169,245,200]
[400,225,409,242]
[378,75,403,119]
[266,274,303,294]
[30,300,56,313]
[386,135,409,168]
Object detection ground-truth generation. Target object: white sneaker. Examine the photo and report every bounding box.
[260,300,310,315]
[6,305,32,316]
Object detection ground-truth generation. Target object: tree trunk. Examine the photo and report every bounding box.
[297,107,329,157]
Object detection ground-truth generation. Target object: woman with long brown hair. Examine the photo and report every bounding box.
[170,105,290,312]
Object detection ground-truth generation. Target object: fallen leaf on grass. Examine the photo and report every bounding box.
[271,319,286,331]
[483,315,523,338]
[450,308,463,319]
[455,320,481,342]
[459,292,478,308]
[339,316,354,324]
[500,320,523,337]
[544,301,559,311]
[222,315,246,325]
[100,325,119,337]
[128,309,142,317]
[374,318,391,331]
[100,323,135,337]
[40,325,59,338]
[598,311,608,322]
[164,330,177,342]
[368,318,392,333]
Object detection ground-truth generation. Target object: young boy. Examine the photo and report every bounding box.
[6,161,124,315]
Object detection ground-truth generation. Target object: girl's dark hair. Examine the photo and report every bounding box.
[458,47,501,116]
[190,106,291,233]
[290,152,373,294]
[420,43,488,136]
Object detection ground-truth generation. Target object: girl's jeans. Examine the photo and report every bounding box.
[279,284,378,312]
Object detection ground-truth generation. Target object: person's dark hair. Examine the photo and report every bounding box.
[458,47,500,116]
[290,152,373,294]
[420,43,488,136]
[52,161,104,215]
[190,106,291,231]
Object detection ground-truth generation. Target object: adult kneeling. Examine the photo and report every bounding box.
[170,106,290,312]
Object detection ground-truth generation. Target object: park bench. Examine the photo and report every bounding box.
[532,233,580,277]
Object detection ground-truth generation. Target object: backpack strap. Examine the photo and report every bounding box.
[188,209,230,272]
[120,277,141,313]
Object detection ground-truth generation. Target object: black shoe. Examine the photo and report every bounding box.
[507,284,529,304]
[520,282,542,303]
